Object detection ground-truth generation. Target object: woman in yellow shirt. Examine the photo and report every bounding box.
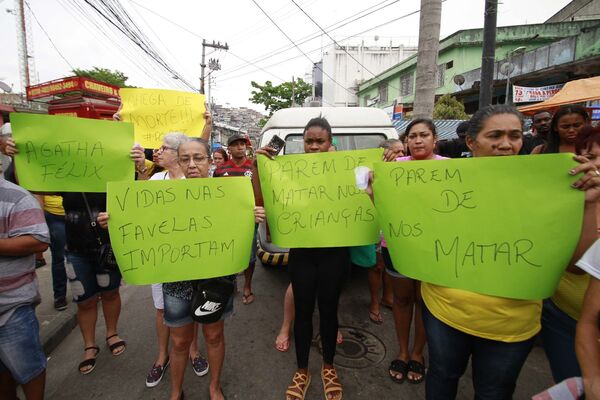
[542,122,597,383]
[421,104,600,399]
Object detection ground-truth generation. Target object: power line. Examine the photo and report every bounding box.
[218,3,438,83]
[59,0,180,89]
[249,0,356,97]
[289,0,403,93]
[127,0,286,83]
[219,0,400,78]
[25,1,74,71]
[82,0,197,90]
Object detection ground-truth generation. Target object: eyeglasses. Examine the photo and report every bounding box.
[178,155,209,165]
[157,145,176,153]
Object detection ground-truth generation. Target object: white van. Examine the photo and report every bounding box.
[256,107,398,266]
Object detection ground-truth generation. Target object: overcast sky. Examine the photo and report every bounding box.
[0,0,570,112]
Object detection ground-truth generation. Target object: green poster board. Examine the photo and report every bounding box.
[373,154,584,300]
[258,149,382,248]
[11,113,134,192]
[107,177,255,285]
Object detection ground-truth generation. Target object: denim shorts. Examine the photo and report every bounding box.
[163,291,234,328]
[0,306,47,384]
[381,247,408,279]
[66,251,122,303]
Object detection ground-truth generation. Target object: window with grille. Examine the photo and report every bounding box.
[378,83,388,103]
[400,73,413,96]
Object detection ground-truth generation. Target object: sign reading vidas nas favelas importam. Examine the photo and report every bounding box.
[107,178,255,285]
[119,88,206,149]
[258,149,382,248]
[373,154,583,300]
[11,113,134,192]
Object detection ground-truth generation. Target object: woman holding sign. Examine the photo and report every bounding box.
[382,119,447,385]
[412,104,600,400]
[3,137,140,376]
[170,137,264,400]
[532,105,592,384]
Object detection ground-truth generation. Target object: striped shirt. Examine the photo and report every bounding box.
[0,180,50,326]
[213,159,253,178]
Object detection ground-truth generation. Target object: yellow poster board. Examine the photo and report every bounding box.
[119,88,206,149]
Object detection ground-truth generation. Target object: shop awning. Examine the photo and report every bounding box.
[518,76,600,115]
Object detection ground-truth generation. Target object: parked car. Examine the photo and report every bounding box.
[256,106,398,266]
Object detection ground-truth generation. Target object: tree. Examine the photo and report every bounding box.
[433,94,468,119]
[249,78,312,125]
[412,0,442,119]
[72,67,130,87]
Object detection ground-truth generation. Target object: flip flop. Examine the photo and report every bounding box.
[242,292,254,305]
[275,335,290,352]
[389,359,408,383]
[369,311,383,325]
[407,360,426,384]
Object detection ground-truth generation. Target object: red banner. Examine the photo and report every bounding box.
[26,77,120,100]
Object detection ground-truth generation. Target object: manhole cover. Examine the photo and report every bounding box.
[314,325,386,369]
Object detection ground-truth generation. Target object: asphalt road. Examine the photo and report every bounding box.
[44,263,554,399]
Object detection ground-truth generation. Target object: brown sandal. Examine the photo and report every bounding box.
[321,367,342,400]
[286,371,311,400]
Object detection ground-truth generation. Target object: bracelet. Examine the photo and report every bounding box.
[136,166,148,174]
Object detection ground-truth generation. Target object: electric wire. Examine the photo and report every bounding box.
[25,1,74,71]
[219,0,400,77]
[59,0,179,89]
[81,0,197,90]
[127,0,285,83]
[289,0,402,93]
[249,0,356,98]
[218,3,443,83]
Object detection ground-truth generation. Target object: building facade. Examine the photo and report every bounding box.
[357,19,600,115]
[320,42,417,107]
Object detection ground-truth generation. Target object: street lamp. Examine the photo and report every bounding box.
[500,46,526,104]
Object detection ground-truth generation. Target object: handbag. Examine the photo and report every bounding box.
[190,276,235,324]
[81,193,119,272]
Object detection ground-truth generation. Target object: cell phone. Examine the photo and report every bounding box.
[266,135,285,156]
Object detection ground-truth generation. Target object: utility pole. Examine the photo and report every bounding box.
[412,0,442,119]
[478,0,498,108]
[200,39,228,94]
[291,76,296,107]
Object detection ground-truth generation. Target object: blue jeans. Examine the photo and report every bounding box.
[541,299,581,382]
[0,306,46,384]
[423,303,535,400]
[65,252,121,303]
[45,212,67,300]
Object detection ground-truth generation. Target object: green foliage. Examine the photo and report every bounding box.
[433,94,468,120]
[249,78,312,118]
[72,67,130,87]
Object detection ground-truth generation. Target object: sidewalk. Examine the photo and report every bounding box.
[35,251,78,355]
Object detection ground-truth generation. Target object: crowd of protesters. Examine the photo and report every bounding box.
[1,101,600,400]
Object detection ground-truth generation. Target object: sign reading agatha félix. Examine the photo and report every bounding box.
[373,154,583,300]
[11,113,134,192]
[119,88,206,149]
[258,149,382,248]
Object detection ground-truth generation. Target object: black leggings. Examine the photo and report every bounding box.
[289,247,349,369]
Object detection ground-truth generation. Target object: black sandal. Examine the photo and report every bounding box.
[79,346,100,375]
[389,359,408,383]
[407,359,426,384]
[106,333,126,356]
